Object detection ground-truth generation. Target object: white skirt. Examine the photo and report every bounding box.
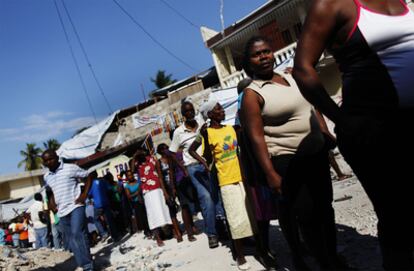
[143,188,172,230]
[220,182,253,239]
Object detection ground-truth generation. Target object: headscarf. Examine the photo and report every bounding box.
[199,94,219,120]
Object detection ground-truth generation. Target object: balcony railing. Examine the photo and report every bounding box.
[222,70,248,88]
[274,42,297,66]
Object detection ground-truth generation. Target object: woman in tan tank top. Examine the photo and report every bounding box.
[239,36,347,270]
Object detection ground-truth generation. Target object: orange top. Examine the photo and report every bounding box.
[17,223,28,240]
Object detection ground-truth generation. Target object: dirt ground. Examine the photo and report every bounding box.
[0,177,383,271]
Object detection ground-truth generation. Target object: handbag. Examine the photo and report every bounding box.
[38,211,49,224]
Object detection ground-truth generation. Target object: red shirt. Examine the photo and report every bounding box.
[138,156,161,194]
[5,229,13,243]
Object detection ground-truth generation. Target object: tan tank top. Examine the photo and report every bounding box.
[247,72,324,157]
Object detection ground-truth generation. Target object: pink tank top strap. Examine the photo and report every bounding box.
[398,0,410,14]
[352,0,362,7]
[346,0,362,41]
[399,0,407,7]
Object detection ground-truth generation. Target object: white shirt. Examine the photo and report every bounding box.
[169,116,204,166]
[44,162,88,218]
[85,204,98,233]
[27,201,47,229]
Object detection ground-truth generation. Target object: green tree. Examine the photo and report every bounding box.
[18,143,43,171]
[43,138,61,151]
[150,70,177,89]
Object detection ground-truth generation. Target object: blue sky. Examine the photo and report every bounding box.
[0,0,266,174]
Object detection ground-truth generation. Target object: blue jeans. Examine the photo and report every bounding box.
[93,207,108,238]
[60,206,93,270]
[12,234,19,247]
[34,227,48,248]
[94,207,118,239]
[187,163,217,237]
[51,222,62,249]
[209,167,225,219]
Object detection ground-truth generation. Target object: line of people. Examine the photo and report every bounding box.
[13,3,414,269]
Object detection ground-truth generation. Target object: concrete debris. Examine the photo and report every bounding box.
[0,177,384,271]
[334,194,353,202]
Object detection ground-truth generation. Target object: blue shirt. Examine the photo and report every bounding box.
[88,179,110,209]
[234,92,244,126]
[124,180,141,202]
[0,228,5,245]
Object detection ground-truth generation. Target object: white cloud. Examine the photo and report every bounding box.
[0,112,96,143]
[0,128,19,136]
[46,111,73,118]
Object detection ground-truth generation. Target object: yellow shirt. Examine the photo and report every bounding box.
[207,125,242,186]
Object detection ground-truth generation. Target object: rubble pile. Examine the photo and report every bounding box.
[103,242,171,271]
[0,246,75,271]
[0,176,385,271]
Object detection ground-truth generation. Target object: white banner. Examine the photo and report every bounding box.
[131,113,161,129]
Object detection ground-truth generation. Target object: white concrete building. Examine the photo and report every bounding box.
[0,169,44,202]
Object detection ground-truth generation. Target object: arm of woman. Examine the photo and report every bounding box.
[124,186,133,201]
[155,158,170,201]
[189,135,209,172]
[168,152,189,177]
[240,89,282,193]
[167,157,177,198]
[315,109,337,150]
[130,189,140,198]
[293,0,344,124]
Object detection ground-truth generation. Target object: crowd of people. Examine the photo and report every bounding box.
[0,192,63,250]
[2,1,414,270]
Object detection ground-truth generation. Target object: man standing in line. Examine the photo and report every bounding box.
[27,193,48,248]
[169,100,224,249]
[42,149,93,271]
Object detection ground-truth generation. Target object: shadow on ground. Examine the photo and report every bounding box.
[336,223,382,271]
[249,222,381,271]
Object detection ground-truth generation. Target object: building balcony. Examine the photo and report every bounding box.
[274,42,297,66]
[222,70,248,88]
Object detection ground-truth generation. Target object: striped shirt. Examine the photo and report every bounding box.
[44,162,88,217]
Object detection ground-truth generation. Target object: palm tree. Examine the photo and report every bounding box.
[150,70,177,89]
[18,143,43,171]
[43,138,61,151]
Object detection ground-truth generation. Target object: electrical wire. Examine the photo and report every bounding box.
[219,0,225,33]
[112,0,198,72]
[60,0,113,115]
[53,0,98,124]
[159,0,199,29]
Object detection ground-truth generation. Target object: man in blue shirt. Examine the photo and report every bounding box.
[88,171,119,242]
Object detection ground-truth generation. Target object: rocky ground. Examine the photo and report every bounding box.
[0,176,382,271]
